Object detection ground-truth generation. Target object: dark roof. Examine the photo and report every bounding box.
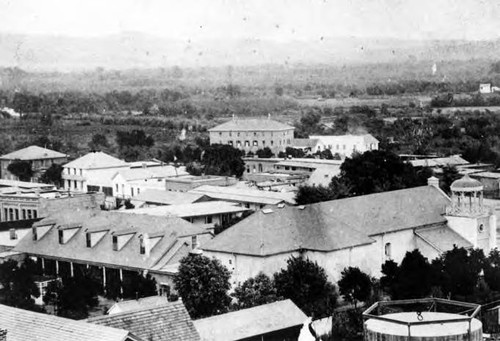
[0,218,41,232]
[88,301,200,341]
[193,300,306,341]
[209,118,294,132]
[203,185,451,256]
[0,303,131,341]
[14,210,211,271]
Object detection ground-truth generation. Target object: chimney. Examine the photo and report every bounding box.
[427,176,439,188]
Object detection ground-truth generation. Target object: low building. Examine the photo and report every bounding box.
[0,145,68,182]
[273,158,342,175]
[88,301,201,341]
[130,189,211,208]
[62,151,129,193]
[209,117,295,155]
[408,155,470,172]
[112,165,189,199]
[470,172,500,194]
[309,134,379,158]
[480,83,492,94]
[242,157,282,174]
[193,299,307,341]
[190,185,296,210]
[290,138,322,153]
[107,295,170,315]
[164,175,238,192]
[202,178,496,285]
[0,303,137,341]
[14,210,213,296]
[120,201,251,227]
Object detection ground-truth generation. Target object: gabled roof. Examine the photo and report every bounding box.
[113,166,188,181]
[108,296,171,315]
[88,301,200,341]
[190,185,296,205]
[120,201,250,218]
[291,138,321,148]
[0,303,132,341]
[209,118,294,132]
[64,152,128,169]
[409,155,469,168]
[0,145,67,160]
[193,300,306,341]
[203,185,450,256]
[132,190,210,205]
[14,210,211,271]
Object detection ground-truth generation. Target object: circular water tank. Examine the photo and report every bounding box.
[365,312,482,341]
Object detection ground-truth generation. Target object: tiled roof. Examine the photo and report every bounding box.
[114,166,188,181]
[132,190,210,205]
[14,210,211,271]
[190,185,296,205]
[0,303,131,341]
[108,296,171,314]
[88,301,201,341]
[0,145,67,160]
[120,201,250,218]
[209,118,294,132]
[64,152,128,169]
[415,224,473,252]
[202,185,450,256]
[193,300,306,341]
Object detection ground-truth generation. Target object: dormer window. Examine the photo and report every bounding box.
[385,242,392,259]
[58,230,64,244]
[32,224,54,241]
[86,230,107,248]
[86,233,91,247]
[139,237,145,255]
[191,235,198,250]
[58,225,81,244]
[112,236,118,251]
[32,227,37,241]
[112,232,135,251]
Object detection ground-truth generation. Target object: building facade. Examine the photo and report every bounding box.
[209,117,295,155]
[309,134,379,158]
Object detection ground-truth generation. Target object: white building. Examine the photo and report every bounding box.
[202,176,496,286]
[308,134,379,158]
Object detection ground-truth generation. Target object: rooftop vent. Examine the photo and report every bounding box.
[262,208,274,214]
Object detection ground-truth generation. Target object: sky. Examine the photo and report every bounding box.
[1,0,500,41]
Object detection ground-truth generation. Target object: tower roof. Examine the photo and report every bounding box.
[450,174,483,192]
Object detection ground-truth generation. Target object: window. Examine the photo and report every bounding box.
[228,141,233,146]
[102,187,113,197]
[271,141,274,146]
[32,227,37,241]
[27,210,32,219]
[237,132,240,137]
[253,140,258,146]
[88,185,100,192]
[245,141,250,147]
[229,131,232,137]
[191,235,198,249]
[9,228,17,240]
[15,209,19,221]
[9,208,14,221]
[262,140,265,145]
[139,237,145,254]
[112,236,118,251]
[131,188,134,197]
[115,184,119,193]
[80,169,83,176]
[385,242,392,258]
[206,215,213,224]
[219,132,222,136]
[22,209,26,220]
[33,211,37,218]
[237,141,241,147]
[254,132,257,136]
[58,230,64,244]
[86,233,91,247]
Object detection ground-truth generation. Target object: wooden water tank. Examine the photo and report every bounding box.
[365,312,482,341]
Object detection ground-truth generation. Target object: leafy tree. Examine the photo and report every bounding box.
[40,163,63,187]
[256,147,274,158]
[0,259,41,311]
[174,254,231,318]
[338,267,373,308]
[274,256,337,317]
[380,250,432,299]
[116,129,154,148]
[7,160,33,181]
[284,147,306,158]
[232,272,280,309]
[440,165,461,194]
[201,144,245,178]
[295,185,335,205]
[88,133,109,150]
[484,249,500,291]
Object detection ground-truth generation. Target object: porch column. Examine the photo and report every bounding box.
[102,267,107,289]
[70,262,74,277]
[55,260,59,275]
[41,258,45,275]
[119,269,124,295]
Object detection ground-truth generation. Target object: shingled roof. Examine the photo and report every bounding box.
[0,145,67,160]
[193,299,306,341]
[88,301,200,341]
[0,304,133,341]
[203,185,451,256]
[14,210,211,271]
[209,118,294,132]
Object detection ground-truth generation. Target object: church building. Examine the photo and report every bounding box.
[202,176,497,286]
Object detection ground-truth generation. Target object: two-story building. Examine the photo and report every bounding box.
[0,146,68,182]
[209,116,295,155]
[308,134,379,158]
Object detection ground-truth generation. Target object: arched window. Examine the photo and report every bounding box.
[385,242,392,259]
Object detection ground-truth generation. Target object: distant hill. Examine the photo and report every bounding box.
[2,32,500,71]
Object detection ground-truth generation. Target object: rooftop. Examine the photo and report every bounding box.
[107,296,170,315]
[276,158,343,169]
[0,303,132,341]
[14,210,211,271]
[0,179,56,190]
[202,185,450,256]
[113,165,188,181]
[190,185,296,205]
[414,224,472,252]
[120,201,250,218]
[0,145,67,161]
[291,138,321,148]
[132,190,209,205]
[89,301,200,341]
[209,118,294,132]
[193,300,306,341]
[470,171,500,179]
[64,151,128,170]
[408,155,470,168]
[309,134,379,144]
